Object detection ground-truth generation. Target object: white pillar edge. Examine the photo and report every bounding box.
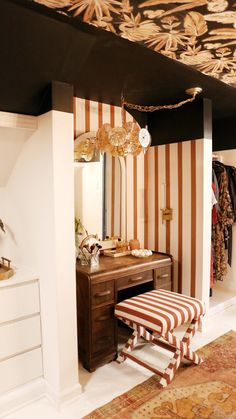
[195,138,212,332]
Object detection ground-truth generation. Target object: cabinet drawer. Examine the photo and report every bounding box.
[0,315,41,361]
[0,281,40,323]
[91,306,115,355]
[91,281,114,306]
[155,266,172,290]
[116,270,153,291]
[0,348,42,395]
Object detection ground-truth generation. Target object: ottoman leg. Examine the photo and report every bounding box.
[117,330,139,364]
[159,347,183,387]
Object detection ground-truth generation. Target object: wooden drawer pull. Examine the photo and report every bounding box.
[157,274,168,279]
[95,290,111,297]
[129,276,143,283]
[96,315,111,322]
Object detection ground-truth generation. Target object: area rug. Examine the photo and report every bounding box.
[84,331,236,418]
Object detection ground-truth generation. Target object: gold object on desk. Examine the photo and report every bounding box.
[0,257,14,280]
[103,249,131,257]
[129,239,140,250]
[116,240,129,253]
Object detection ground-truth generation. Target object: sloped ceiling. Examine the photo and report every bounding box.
[33,0,236,86]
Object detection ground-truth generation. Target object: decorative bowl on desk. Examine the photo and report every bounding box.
[131,249,152,258]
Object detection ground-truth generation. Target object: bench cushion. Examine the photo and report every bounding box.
[115,289,205,334]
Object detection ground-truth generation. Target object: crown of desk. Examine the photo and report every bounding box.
[76,253,172,372]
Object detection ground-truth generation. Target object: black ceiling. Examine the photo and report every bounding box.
[1,0,236,148]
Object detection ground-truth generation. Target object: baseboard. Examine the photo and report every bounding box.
[45,381,82,409]
[0,378,82,417]
[0,378,45,418]
[209,295,236,317]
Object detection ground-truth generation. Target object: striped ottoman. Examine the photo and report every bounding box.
[115,289,205,387]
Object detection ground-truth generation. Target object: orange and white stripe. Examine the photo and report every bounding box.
[74,98,212,300]
[115,289,205,387]
[115,289,205,335]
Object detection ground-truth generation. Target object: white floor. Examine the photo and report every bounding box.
[3,303,236,419]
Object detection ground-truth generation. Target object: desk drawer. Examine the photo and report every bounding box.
[92,306,115,355]
[116,270,153,291]
[155,266,172,290]
[91,281,114,307]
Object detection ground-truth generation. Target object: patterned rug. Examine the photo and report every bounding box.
[84,331,236,418]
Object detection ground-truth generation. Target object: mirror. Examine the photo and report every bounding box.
[74,97,132,241]
[74,153,124,241]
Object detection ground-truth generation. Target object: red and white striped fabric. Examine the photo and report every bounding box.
[115,289,205,335]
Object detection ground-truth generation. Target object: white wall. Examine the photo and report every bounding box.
[215,149,236,293]
[0,187,7,257]
[0,111,80,405]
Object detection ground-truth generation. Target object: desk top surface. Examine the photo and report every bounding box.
[76,252,171,278]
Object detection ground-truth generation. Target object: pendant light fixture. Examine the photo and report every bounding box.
[74,87,202,161]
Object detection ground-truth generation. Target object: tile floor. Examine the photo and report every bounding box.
[3,300,236,419]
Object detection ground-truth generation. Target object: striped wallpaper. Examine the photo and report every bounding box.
[74,98,212,299]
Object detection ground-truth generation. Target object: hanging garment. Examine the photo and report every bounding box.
[211,183,218,289]
[212,163,234,281]
[225,165,236,266]
[210,244,214,290]
[226,165,236,221]
[212,169,219,211]
[212,182,218,226]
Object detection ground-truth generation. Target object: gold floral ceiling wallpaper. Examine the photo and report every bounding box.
[34,0,236,86]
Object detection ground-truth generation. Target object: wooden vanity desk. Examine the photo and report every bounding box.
[76,252,172,372]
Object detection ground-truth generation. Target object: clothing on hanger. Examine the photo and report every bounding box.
[212,161,234,282]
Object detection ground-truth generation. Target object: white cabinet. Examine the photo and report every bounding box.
[0,315,41,360]
[0,272,43,394]
[0,349,42,394]
[0,281,40,323]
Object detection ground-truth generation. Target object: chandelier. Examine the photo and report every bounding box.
[74,88,202,161]
[74,131,97,162]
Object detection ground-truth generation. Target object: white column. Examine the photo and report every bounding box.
[46,110,80,405]
[195,138,212,313]
[4,110,81,406]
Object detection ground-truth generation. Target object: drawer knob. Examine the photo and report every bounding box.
[95,290,111,297]
[157,273,168,279]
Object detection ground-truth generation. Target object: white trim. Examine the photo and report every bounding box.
[0,111,37,131]
[0,378,45,418]
[0,378,82,417]
[209,297,236,317]
[45,381,82,408]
